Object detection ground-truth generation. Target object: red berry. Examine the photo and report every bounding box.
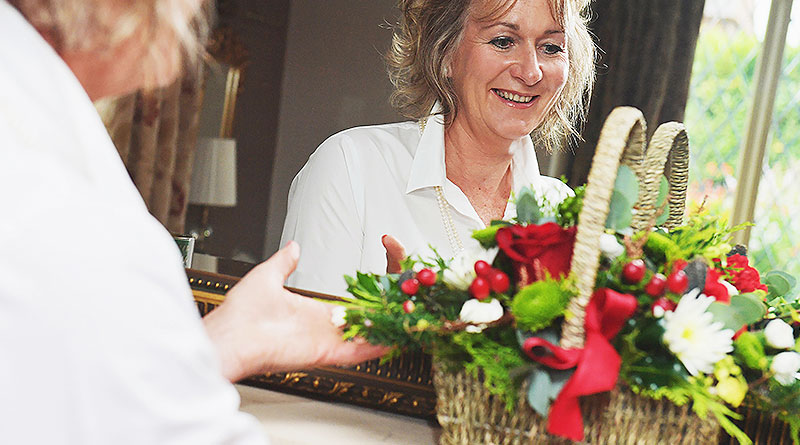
[402,300,415,313]
[469,277,490,300]
[416,268,437,286]
[666,270,689,294]
[644,273,667,296]
[651,297,677,316]
[401,278,420,295]
[474,260,492,278]
[489,270,510,293]
[622,259,646,284]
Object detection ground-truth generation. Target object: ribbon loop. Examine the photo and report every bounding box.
[520,288,638,441]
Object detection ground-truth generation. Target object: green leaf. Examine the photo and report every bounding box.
[605,190,633,231]
[472,224,503,248]
[655,176,670,226]
[765,270,796,299]
[356,271,381,295]
[708,293,767,331]
[615,164,640,203]
[516,187,542,224]
[526,367,572,417]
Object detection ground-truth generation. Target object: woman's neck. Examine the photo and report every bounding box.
[444,119,515,225]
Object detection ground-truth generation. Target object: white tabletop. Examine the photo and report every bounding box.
[236,384,441,445]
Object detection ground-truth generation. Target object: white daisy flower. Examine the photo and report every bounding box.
[663,289,735,376]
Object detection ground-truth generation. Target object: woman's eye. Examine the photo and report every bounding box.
[543,43,565,55]
[489,37,514,49]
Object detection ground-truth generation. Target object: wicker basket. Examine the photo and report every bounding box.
[435,107,720,444]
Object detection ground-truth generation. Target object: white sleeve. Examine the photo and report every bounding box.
[280,133,365,297]
[0,202,267,445]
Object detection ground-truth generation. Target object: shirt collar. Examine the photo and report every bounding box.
[509,132,542,194]
[406,112,447,194]
[405,108,543,195]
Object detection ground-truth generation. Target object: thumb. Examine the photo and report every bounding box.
[382,234,406,274]
[263,240,301,282]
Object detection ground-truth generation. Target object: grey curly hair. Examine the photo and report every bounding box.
[387,0,595,151]
[8,0,208,89]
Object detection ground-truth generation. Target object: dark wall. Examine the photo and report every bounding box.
[188,0,291,262]
[263,0,401,257]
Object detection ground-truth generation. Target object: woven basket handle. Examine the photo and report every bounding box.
[560,107,647,349]
[630,122,690,232]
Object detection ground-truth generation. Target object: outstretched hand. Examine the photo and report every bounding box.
[382,234,407,274]
[202,241,390,382]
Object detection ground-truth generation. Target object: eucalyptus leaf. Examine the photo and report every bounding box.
[765,270,796,300]
[526,368,572,416]
[605,190,633,231]
[615,165,640,203]
[516,188,542,224]
[655,176,670,226]
[708,293,767,331]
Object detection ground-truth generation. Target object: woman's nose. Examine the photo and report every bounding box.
[512,47,543,86]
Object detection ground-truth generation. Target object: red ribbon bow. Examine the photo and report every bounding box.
[521,288,637,441]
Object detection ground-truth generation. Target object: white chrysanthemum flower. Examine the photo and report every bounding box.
[599,233,625,260]
[459,298,504,329]
[765,319,795,350]
[771,351,800,385]
[442,246,499,290]
[663,289,735,376]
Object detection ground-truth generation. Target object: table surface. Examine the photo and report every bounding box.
[236,384,441,445]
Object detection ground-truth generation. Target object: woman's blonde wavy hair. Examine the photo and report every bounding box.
[387,0,595,151]
[9,0,208,90]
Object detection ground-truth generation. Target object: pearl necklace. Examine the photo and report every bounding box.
[419,118,464,254]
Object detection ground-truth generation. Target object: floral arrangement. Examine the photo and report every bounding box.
[335,168,800,444]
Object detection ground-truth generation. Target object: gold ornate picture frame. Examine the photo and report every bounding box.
[186,268,437,419]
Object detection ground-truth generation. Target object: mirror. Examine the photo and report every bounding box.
[198,25,245,139]
[185,23,247,262]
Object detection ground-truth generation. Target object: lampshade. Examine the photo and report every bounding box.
[189,137,237,207]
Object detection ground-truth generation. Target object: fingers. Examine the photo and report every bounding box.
[258,240,301,282]
[326,341,392,367]
[382,234,406,274]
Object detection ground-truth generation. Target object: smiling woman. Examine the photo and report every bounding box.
[279,0,596,297]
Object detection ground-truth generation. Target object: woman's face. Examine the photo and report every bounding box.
[448,0,569,143]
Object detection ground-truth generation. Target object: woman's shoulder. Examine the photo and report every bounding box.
[312,120,420,160]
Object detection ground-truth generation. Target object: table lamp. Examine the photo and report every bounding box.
[189,137,237,247]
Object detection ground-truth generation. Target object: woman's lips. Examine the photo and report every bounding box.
[492,88,538,108]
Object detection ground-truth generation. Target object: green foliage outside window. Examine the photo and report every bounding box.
[685,25,800,280]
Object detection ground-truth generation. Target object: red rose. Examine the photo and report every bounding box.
[496,223,577,286]
[703,268,730,303]
[725,254,768,293]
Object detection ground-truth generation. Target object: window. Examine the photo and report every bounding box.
[685,0,800,278]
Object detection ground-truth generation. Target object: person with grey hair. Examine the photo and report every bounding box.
[281,0,596,296]
[0,1,386,443]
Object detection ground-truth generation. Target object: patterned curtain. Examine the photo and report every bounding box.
[566,0,706,186]
[95,65,205,234]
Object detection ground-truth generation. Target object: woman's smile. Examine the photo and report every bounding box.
[492,88,538,107]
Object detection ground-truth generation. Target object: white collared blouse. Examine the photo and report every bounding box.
[281,113,572,296]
